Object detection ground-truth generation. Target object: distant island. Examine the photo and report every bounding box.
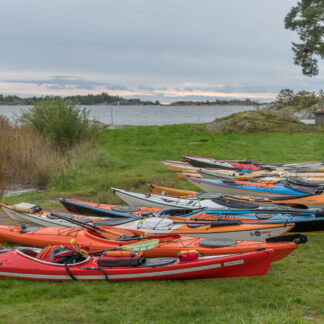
[0,93,260,106]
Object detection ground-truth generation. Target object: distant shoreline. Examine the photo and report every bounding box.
[0,93,263,106]
[0,102,262,106]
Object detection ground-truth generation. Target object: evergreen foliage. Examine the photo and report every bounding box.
[284,0,324,76]
[276,89,323,107]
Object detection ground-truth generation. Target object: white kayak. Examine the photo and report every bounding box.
[110,187,297,211]
[111,187,237,209]
[1,204,294,241]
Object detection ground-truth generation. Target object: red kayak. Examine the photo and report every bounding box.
[0,246,274,281]
[0,225,305,262]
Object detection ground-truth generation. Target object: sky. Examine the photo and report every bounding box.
[0,0,323,103]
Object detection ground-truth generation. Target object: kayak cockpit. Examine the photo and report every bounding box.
[16,247,90,266]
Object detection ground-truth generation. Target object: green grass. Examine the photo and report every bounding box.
[1,125,324,323]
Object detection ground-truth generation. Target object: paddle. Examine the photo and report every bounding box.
[51,212,182,241]
[88,238,160,255]
[50,212,130,237]
[163,218,242,226]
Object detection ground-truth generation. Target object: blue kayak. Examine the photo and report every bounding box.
[155,208,324,233]
[185,176,320,198]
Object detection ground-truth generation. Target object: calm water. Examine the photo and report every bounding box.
[0,104,258,126]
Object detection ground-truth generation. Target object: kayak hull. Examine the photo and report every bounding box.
[0,247,274,281]
[0,225,299,262]
[111,187,227,209]
[186,177,306,198]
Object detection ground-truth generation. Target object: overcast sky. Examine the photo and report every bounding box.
[0,0,323,102]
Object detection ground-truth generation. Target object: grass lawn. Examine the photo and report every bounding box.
[1,125,324,323]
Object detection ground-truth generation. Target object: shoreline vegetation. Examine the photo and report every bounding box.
[0,92,260,106]
[0,89,322,111]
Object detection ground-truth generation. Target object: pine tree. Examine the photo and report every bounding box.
[284,0,324,76]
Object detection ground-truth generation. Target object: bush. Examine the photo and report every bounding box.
[20,98,97,150]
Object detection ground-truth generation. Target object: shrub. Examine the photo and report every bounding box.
[20,98,97,150]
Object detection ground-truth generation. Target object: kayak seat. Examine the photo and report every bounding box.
[94,218,137,226]
[111,206,141,212]
[19,224,39,233]
[49,248,74,263]
[198,238,236,248]
[137,257,177,268]
[34,245,85,264]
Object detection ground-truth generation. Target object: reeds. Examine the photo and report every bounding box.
[0,115,87,196]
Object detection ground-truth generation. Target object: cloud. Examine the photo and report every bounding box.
[0,0,323,103]
[0,76,277,102]
[137,85,156,91]
[0,75,129,92]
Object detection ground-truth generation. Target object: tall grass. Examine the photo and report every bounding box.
[0,116,93,196]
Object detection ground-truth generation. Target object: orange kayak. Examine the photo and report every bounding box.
[0,225,305,262]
